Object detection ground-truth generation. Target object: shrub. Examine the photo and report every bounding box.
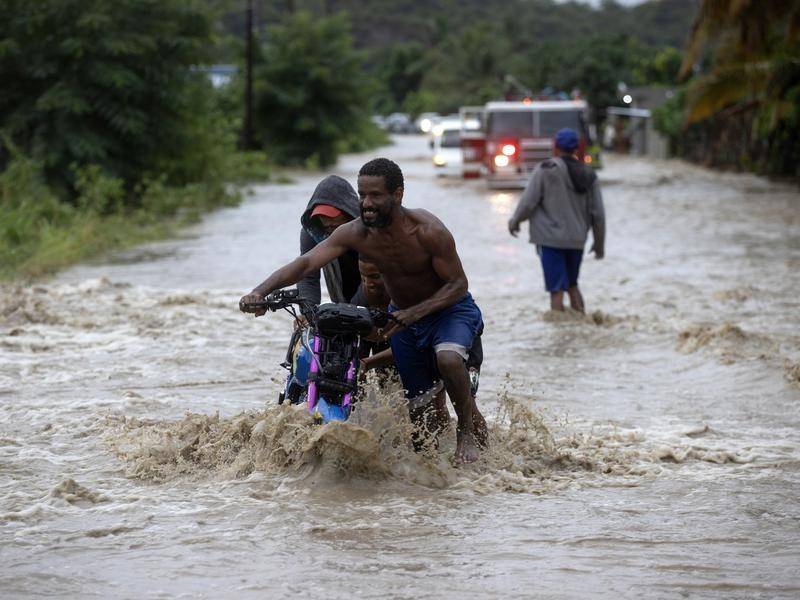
[0,0,220,196]
[254,12,367,167]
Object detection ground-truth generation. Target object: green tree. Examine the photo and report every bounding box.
[677,0,800,175]
[253,11,368,167]
[0,0,222,197]
[681,0,800,127]
[680,0,800,125]
[508,35,656,112]
[374,42,429,114]
[563,37,639,109]
[417,22,508,113]
[634,47,683,85]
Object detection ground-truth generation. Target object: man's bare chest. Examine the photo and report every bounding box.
[358,233,430,276]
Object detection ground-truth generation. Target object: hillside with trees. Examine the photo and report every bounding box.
[223,0,696,51]
[219,0,697,115]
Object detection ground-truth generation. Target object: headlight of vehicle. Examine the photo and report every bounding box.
[494,155,510,168]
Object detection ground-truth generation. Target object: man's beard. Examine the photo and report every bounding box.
[361,205,392,228]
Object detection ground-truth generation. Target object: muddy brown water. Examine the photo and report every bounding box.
[2,136,799,599]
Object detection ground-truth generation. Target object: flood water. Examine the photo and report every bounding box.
[2,136,799,599]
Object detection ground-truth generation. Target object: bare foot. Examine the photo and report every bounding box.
[455,431,480,463]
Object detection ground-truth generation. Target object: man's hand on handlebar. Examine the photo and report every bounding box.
[379,307,421,339]
[239,292,268,317]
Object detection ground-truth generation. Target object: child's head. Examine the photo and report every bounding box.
[359,258,386,298]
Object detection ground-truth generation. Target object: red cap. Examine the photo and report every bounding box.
[310,204,343,219]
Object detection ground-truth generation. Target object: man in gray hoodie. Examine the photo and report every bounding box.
[298,175,362,304]
[508,127,605,312]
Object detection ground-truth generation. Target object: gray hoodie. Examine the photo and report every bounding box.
[298,175,361,304]
[509,156,605,252]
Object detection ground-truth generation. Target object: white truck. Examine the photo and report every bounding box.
[430,117,463,177]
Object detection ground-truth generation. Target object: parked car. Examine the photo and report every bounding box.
[414,112,440,133]
[370,114,387,129]
[385,112,414,133]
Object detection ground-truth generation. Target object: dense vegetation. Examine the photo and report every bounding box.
[251,11,385,167]
[366,0,693,114]
[1,0,225,194]
[223,0,798,179]
[0,0,241,278]
[2,0,795,280]
[654,0,800,178]
[222,0,694,52]
[0,0,394,279]
[221,0,696,116]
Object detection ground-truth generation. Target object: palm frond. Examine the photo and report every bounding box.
[686,71,752,123]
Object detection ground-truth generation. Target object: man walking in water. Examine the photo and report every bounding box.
[240,158,487,462]
[508,127,606,312]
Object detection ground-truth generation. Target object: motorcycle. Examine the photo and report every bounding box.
[243,289,394,423]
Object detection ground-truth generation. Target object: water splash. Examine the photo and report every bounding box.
[104,380,743,495]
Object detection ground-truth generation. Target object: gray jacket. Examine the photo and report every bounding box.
[509,156,605,252]
[298,175,361,304]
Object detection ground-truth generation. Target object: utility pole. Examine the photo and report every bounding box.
[242,0,254,150]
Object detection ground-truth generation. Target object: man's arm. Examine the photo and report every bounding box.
[508,166,543,236]
[382,223,468,335]
[240,225,354,312]
[361,347,394,371]
[589,180,606,259]
[297,228,322,304]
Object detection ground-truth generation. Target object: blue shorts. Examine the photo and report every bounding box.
[389,294,483,401]
[539,246,583,292]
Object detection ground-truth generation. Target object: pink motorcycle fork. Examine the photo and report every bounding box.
[307,334,321,411]
[342,340,359,408]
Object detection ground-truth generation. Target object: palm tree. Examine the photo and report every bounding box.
[680,0,800,129]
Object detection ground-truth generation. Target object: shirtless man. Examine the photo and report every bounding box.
[355,257,451,450]
[355,257,486,451]
[240,158,486,462]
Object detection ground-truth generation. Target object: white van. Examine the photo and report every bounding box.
[430,118,462,177]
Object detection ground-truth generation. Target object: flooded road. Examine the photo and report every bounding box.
[2,136,799,599]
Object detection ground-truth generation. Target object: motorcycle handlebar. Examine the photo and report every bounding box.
[241,288,399,327]
[241,289,305,312]
[368,308,395,328]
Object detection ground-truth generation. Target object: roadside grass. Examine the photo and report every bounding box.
[1,190,232,281]
[2,127,390,282]
[4,203,198,281]
[0,151,276,281]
